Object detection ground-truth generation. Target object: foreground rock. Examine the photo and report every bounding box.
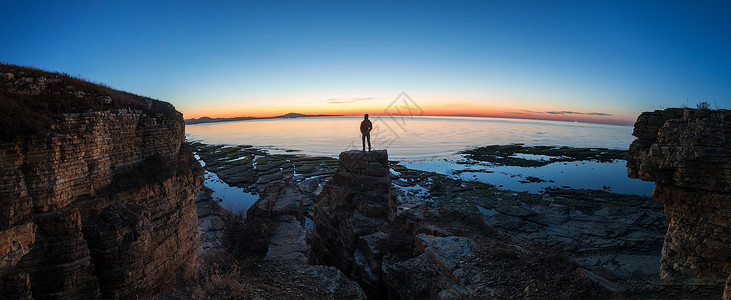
[628,108,731,297]
[391,163,667,292]
[195,186,235,252]
[0,64,203,298]
[309,150,603,298]
[244,181,366,299]
[310,150,395,275]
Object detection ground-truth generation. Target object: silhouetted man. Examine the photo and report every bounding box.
[360,114,372,151]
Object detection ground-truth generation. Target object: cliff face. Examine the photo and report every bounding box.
[0,66,203,299]
[627,108,731,294]
[310,150,395,295]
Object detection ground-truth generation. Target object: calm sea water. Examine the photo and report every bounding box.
[186,116,635,160]
[186,116,654,200]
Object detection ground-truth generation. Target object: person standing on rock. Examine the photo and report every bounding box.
[360,114,372,151]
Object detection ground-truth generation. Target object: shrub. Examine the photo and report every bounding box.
[222,214,274,260]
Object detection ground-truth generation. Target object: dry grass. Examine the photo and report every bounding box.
[158,250,247,300]
[222,214,274,260]
[158,213,275,299]
[0,63,177,142]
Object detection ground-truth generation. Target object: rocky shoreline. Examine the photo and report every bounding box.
[186,141,675,298]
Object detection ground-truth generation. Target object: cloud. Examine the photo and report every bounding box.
[326,97,376,104]
[544,110,612,116]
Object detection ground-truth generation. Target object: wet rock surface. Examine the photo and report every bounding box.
[247,182,314,222]
[628,108,731,297]
[188,142,338,195]
[462,144,628,167]
[189,141,676,298]
[391,164,666,288]
[306,150,605,298]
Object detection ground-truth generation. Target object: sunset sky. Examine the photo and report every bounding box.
[2,1,730,125]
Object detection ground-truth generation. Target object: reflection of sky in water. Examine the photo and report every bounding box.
[476,205,500,216]
[403,159,654,196]
[188,117,650,207]
[304,217,313,231]
[204,171,259,214]
[186,116,636,161]
[194,155,259,215]
[511,153,557,161]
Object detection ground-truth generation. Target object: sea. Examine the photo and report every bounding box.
[186,116,654,212]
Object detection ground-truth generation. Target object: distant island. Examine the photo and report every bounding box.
[184,112,342,125]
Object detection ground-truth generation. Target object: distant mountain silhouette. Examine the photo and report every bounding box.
[185,112,342,125]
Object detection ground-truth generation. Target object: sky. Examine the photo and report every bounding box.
[2,1,730,125]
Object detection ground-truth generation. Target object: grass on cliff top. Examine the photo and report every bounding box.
[0,63,178,142]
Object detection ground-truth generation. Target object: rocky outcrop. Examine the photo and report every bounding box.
[310,150,395,277]
[195,187,235,252]
[0,68,203,299]
[243,181,367,299]
[309,150,498,298]
[628,108,731,295]
[412,234,483,298]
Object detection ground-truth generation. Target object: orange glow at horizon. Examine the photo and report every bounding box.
[182,102,635,126]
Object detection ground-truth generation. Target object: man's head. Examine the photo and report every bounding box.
[364,113,369,119]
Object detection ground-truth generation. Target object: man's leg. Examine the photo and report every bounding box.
[367,132,371,151]
[362,133,366,151]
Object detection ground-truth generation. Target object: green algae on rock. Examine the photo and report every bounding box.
[461,144,628,167]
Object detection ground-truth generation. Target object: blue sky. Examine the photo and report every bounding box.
[2,1,730,125]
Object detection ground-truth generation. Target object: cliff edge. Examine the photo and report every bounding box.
[627,108,731,297]
[0,64,203,299]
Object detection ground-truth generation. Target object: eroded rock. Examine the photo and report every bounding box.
[196,186,234,252]
[0,66,203,298]
[628,108,731,296]
[247,182,313,221]
[310,150,394,275]
[243,178,367,299]
[415,234,483,298]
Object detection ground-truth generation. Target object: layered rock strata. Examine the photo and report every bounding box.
[627,108,731,295]
[310,150,395,276]
[308,150,489,297]
[244,181,367,299]
[0,72,203,298]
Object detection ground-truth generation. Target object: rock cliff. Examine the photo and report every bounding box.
[310,150,395,276]
[627,108,731,296]
[0,65,203,299]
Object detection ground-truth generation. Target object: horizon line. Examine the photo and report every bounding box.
[184,112,635,127]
